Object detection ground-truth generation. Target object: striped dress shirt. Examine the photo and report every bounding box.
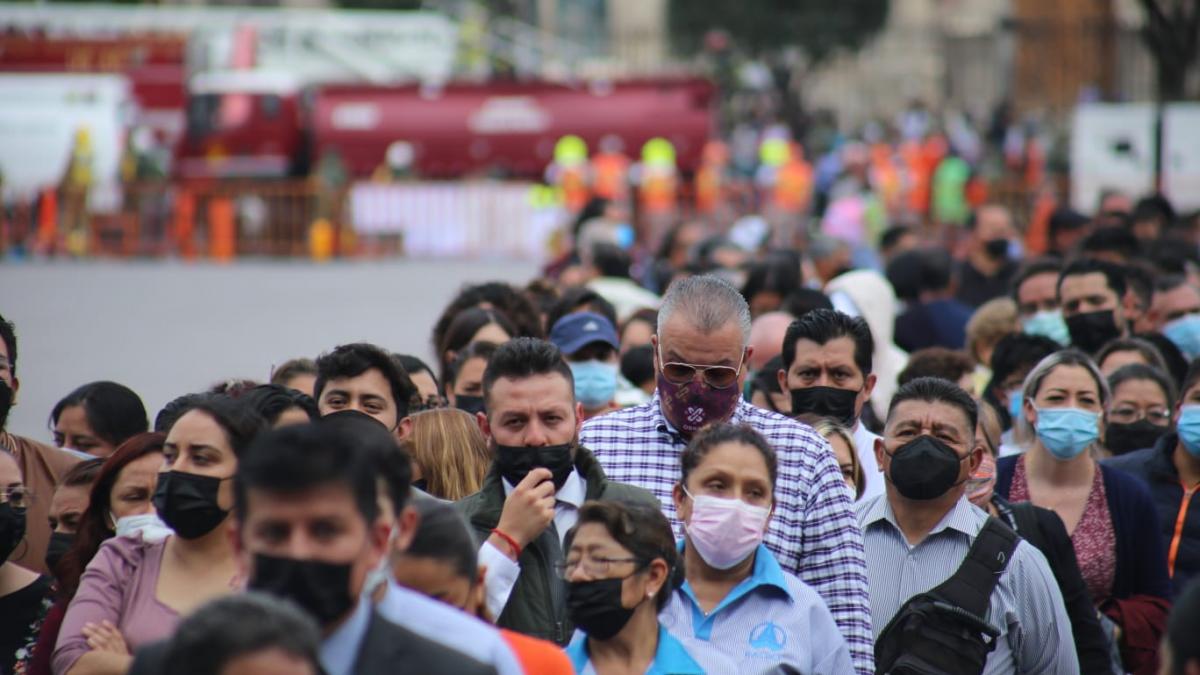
[856,494,1079,674]
[581,396,875,675]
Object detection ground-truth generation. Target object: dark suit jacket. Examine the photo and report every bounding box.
[354,610,497,675]
[126,611,496,675]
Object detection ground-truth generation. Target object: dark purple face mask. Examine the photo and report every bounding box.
[657,372,741,436]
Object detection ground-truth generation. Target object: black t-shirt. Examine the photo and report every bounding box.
[955,259,1017,308]
[0,574,52,675]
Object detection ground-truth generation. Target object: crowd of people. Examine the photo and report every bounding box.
[3,183,1200,675]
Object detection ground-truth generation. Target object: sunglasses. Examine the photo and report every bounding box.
[657,347,745,389]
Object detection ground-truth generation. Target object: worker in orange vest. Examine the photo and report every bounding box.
[637,137,679,249]
[694,140,729,216]
[547,135,591,214]
[590,135,631,205]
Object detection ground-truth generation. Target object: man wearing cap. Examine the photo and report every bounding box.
[549,312,622,420]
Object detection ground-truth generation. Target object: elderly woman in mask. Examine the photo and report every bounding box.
[662,423,852,674]
[561,500,704,674]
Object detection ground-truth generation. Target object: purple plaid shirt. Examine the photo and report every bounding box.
[581,395,875,675]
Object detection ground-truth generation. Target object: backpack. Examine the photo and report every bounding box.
[874,517,1020,675]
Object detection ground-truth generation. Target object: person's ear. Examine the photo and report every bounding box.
[396,416,413,441]
[862,372,877,400]
[672,482,688,522]
[651,335,660,371]
[390,505,420,555]
[967,443,983,475]
[575,401,585,434]
[228,517,250,587]
[10,376,18,403]
[1023,396,1037,427]
[776,366,788,394]
[644,558,669,600]
[366,513,391,567]
[476,410,491,441]
[874,436,887,471]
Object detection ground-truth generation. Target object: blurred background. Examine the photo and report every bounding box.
[1,0,1198,433]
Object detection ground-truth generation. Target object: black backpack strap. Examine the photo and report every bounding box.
[928,516,1019,618]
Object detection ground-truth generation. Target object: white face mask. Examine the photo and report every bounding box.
[113,512,173,542]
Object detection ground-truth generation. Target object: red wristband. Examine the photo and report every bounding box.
[491,528,523,558]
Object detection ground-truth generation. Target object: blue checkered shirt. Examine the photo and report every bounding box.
[580,395,875,675]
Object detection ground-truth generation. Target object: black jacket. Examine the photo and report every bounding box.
[993,496,1114,674]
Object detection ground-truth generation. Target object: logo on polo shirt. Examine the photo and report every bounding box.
[748,621,786,652]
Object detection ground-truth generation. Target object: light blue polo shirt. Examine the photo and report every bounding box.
[660,542,855,674]
[565,625,707,675]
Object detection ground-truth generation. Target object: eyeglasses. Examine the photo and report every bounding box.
[1108,406,1171,425]
[1,486,31,510]
[554,556,642,580]
[658,348,744,389]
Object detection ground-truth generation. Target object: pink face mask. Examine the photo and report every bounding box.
[965,453,997,508]
[682,488,771,570]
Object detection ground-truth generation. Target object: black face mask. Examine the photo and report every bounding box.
[789,386,860,428]
[494,443,574,491]
[1065,310,1121,354]
[248,553,355,627]
[45,531,73,573]
[0,501,26,563]
[886,435,967,501]
[411,478,429,493]
[152,471,230,539]
[1105,420,1167,456]
[454,395,486,417]
[983,238,1009,260]
[0,379,13,433]
[567,576,638,640]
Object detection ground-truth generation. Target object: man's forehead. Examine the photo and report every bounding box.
[887,399,971,433]
[1060,272,1113,296]
[244,483,362,519]
[793,336,857,361]
[489,373,573,406]
[327,370,391,394]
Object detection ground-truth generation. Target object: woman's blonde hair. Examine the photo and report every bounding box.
[965,297,1019,365]
[801,415,864,500]
[407,408,491,500]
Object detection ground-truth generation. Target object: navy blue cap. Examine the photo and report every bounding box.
[549,311,620,355]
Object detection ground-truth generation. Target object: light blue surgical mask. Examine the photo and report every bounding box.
[1035,406,1100,460]
[569,360,618,410]
[1023,310,1070,346]
[1177,405,1200,458]
[614,223,636,250]
[1164,314,1200,360]
[1007,390,1023,423]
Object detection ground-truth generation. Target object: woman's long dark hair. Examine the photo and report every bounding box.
[57,432,165,599]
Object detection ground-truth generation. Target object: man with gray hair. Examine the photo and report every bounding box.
[581,274,876,674]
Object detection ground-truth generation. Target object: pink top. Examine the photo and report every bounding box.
[51,535,179,675]
[1009,455,1117,605]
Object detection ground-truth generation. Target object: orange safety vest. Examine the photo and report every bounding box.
[773,159,812,212]
[591,154,630,202]
[558,164,590,213]
[694,163,723,214]
[640,171,677,214]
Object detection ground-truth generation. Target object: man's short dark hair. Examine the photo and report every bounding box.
[781,309,874,376]
[393,354,438,389]
[1179,359,1200,401]
[240,384,319,427]
[591,242,632,279]
[879,225,912,253]
[446,341,500,393]
[314,343,417,420]
[1057,258,1127,298]
[49,381,149,448]
[988,334,1062,391]
[317,411,412,514]
[1123,261,1154,311]
[236,421,386,525]
[160,593,322,675]
[1079,226,1140,261]
[1009,257,1063,300]
[897,348,975,387]
[888,376,978,436]
[482,337,574,407]
[782,288,833,318]
[0,312,15,376]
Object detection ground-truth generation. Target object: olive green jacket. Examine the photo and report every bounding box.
[455,445,657,645]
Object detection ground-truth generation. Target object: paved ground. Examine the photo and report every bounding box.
[0,258,537,442]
